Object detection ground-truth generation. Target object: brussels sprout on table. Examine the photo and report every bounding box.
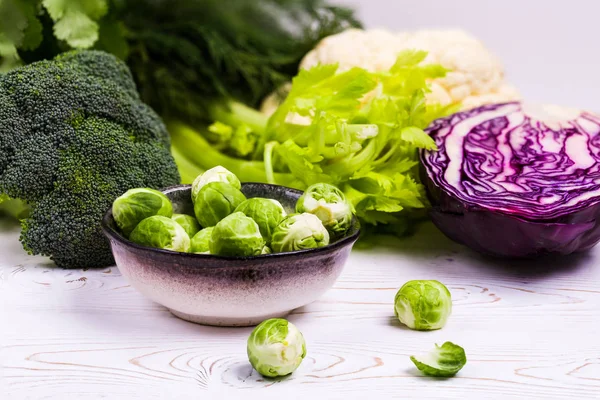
[112,188,173,237]
[247,318,307,378]
[190,227,214,254]
[129,216,191,253]
[191,166,241,200]
[296,183,353,237]
[172,214,201,238]
[410,342,467,377]
[209,212,265,256]
[193,182,246,227]
[235,198,287,244]
[394,280,452,331]
[271,213,330,253]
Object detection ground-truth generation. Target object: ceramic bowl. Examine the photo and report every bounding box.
[101,183,360,327]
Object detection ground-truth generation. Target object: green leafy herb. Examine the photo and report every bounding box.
[0,0,43,58]
[43,0,108,48]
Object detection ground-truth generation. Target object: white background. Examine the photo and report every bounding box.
[340,0,599,111]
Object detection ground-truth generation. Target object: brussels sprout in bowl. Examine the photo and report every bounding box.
[101,183,360,327]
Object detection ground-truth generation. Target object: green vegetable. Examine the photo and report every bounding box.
[172,213,201,238]
[261,246,272,255]
[191,166,241,201]
[0,195,30,220]
[7,0,360,125]
[0,0,108,69]
[170,50,455,232]
[168,120,298,186]
[108,0,360,124]
[170,144,204,185]
[189,227,213,254]
[209,212,265,256]
[0,0,42,63]
[43,0,108,48]
[394,280,452,331]
[129,215,190,252]
[296,183,353,237]
[235,198,287,244]
[410,342,467,377]
[271,213,330,252]
[112,188,173,237]
[0,50,180,268]
[193,182,246,227]
[247,318,307,378]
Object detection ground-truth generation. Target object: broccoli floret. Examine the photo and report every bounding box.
[0,50,180,268]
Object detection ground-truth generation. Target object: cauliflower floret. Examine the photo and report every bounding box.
[397,29,521,108]
[262,28,520,114]
[461,83,521,110]
[299,28,406,73]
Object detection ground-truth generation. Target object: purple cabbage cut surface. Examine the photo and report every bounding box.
[420,102,600,258]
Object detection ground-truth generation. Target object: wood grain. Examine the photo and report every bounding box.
[2,221,599,400]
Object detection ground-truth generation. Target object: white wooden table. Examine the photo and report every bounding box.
[2,218,599,399]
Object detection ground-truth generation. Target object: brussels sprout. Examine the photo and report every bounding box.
[209,212,265,256]
[394,280,452,331]
[261,246,272,254]
[234,198,287,244]
[410,342,467,377]
[247,318,307,378]
[271,213,330,252]
[129,216,190,252]
[112,188,173,237]
[193,182,246,227]
[296,183,353,237]
[171,214,201,238]
[191,166,241,200]
[190,227,214,254]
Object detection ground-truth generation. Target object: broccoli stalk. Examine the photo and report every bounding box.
[0,51,181,268]
[0,195,30,220]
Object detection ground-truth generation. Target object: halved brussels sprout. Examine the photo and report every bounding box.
[129,215,190,252]
[394,280,452,331]
[410,342,467,377]
[235,197,287,244]
[112,188,173,237]
[296,183,353,237]
[247,318,307,377]
[209,212,265,256]
[191,166,241,200]
[190,227,214,254]
[271,213,330,252]
[193,182,246,227]
[171,214,201,238]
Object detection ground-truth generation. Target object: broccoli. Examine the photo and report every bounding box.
[0,50,180,268]
[0,195,30,220]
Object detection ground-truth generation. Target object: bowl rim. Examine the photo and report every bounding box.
[101,183,361,262]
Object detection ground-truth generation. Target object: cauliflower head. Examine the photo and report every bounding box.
[262,28,520,115]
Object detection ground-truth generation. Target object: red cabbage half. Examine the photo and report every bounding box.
[420,102,600,257]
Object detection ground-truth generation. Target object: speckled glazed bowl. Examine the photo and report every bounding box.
[101,183,360,327]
